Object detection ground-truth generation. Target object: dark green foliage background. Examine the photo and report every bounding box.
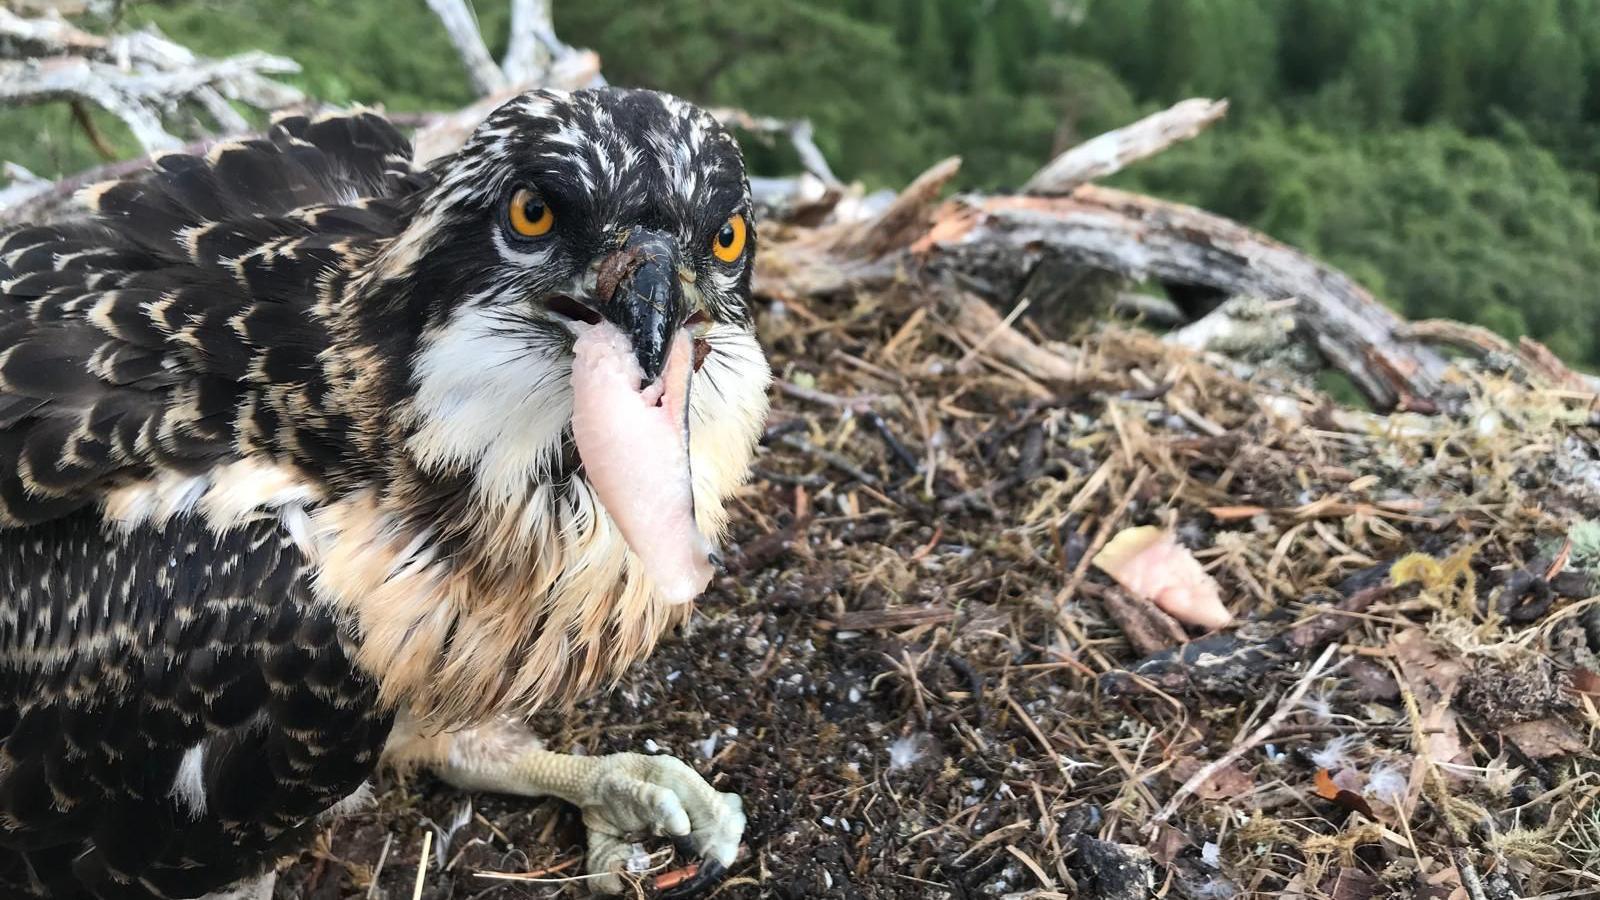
[4,0,1598,365]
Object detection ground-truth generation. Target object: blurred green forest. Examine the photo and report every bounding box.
[4,0,1600,365]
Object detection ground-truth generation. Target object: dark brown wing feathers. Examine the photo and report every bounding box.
[0,512,389,897]
[0,110,430,897]
[0,111,431,527]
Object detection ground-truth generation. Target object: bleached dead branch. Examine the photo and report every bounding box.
[424,0,508,96]
[426,0,601,100]
[502,0,556,84]
[0,7,302,153]
[708,108,841,187]
[1023,98,1229,196]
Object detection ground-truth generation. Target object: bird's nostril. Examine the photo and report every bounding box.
[548,295,602,325]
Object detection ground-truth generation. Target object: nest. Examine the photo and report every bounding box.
[293,276,1600,898]
[9,5,1592,898]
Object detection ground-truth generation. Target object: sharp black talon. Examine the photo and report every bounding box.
[657,857,728,899]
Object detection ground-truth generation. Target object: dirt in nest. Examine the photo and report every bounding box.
[278,284,1600,899]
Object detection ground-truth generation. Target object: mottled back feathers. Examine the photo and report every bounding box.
[0,111,432,526]
[0,109,428,898]
[0,512,386,897]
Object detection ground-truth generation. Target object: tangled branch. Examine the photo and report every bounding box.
[0,6,302,153]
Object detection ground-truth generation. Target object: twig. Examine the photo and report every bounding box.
[1453,848,1493,900]
[0,161,50,213]
[1005,694,1091,787]
[0,6,105,55]
[1089,582,1187,656]
[1053,468,1149,613]
[1401,318,1515,357]
[409,46,605,164]
[708,107,840,187]
[1024,97,1229,196]
[863,410,921,473]
[502,0,551,84]
[824,605,955,632]
[920,187,1453,411]
[827,155,961,259]
[0,51,300,152]
[0,8,302,154]
[948,293,1080,382]
[424,0,508,95]
[1285,583,1392,650]
[1145,643,1340,833]
[1005,844,1058,890]
[412,830,432,900]
[0,133,218,225]
[1113,290,1188,326]
[471,856,582,881]
[366,833,394,900]
[774,380,885,410]
[776,433,880,487]
[69,98,114,159]
[474,848,667,883]
[955,297,1031,369]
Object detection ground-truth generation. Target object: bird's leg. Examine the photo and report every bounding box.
[384,715,744,895]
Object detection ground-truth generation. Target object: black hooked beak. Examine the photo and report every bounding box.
[594,228,685,383]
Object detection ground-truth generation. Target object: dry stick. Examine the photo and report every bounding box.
[776,433,880,487]
[1005,694,1086,787]
[1056,467,1147,608]
[0,52,298,152]
[1023,98,1230,196]
[707,107,841,187]
[472,857,587,882]
[955,297,1032,369]
[1052,468,1149,672]
[0,133,223,225]
[948,294,1079,383]
[0,5,303,151]
[411,830,432,900]
[1,9,304,222]
[501,0,553,84]
[927,188,1451,410]
[1145,643,1339,834]
[423,0,508,95]
[476,849,670,885]
[824,154,961,259]
[774,379,887,410]
[69,98,115,160]
[366,833,395,900]
[1453,847,1493,900]
[1005,844,1058,891]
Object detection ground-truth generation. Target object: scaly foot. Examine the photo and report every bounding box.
[578,752,745,894]
[385,716,743,895]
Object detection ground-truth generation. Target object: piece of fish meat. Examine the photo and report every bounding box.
[570,321,712,603]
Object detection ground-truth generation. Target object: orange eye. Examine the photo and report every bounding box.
[507,187,554,238]
[711,214,746,263]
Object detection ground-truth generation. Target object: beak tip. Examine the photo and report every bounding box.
[597,228,685,384]
[636,346,668,384]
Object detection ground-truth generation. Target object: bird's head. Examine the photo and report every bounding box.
[353,88,770,605]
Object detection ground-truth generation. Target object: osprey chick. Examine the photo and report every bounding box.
[0,87,768,897]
